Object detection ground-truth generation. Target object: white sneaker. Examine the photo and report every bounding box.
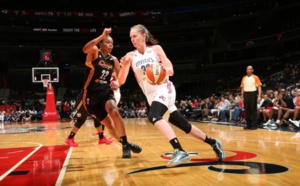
[275,119,280,124]
[289,119,299,128]
[270,123,277,127]
[263,120,271,126]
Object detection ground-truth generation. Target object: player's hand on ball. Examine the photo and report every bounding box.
[159,64,166,72]
[146,63,167,85]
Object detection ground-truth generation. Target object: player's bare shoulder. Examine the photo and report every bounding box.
[120,51,134,67]
[86,45,99,62]
[110,54,118,61]
[126,51,134,58]
[151,45,165,55]
[152,44,162,51]
[125,51,134,62]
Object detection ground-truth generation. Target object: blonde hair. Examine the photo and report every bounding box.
[131,24,158,45]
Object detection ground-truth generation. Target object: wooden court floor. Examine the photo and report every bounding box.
[0,118,300,186]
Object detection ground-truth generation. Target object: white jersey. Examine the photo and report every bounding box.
[131,46,177,113]
[131,46,169,95]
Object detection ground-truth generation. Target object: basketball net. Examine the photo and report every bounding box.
[42,79,52,89]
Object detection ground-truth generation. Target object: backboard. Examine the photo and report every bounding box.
[32,67,59,83]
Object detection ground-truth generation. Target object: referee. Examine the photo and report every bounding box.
[240,66,262,130]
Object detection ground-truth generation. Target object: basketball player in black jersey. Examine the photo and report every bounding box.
[65,73,121,147]
[81,28,141,158]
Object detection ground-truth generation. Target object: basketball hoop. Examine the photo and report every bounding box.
[42,79,49,88]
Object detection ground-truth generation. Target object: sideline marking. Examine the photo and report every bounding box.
[55,147,73,186]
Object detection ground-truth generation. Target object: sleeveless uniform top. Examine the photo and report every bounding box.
[131,46,169,96]
[83,51,115,93]
[82,51,115,107]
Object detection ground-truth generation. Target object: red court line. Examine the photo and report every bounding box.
[0,145,70,186]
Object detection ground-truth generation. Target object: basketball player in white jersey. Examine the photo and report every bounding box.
[113,24,225,167]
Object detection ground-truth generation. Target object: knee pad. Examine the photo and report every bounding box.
[148,111,163,124]
[74,117,86,129]
[168,110,192,133]
[148,101,168,124]
[93,118,101,128]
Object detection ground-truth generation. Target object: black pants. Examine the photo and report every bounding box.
[244,91,258,127]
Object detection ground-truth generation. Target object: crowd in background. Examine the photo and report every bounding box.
[1,59,300,129]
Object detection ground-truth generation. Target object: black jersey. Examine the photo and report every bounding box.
[83,51,115,92]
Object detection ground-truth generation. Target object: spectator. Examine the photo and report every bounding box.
[260,94,276,126]
[0,110,4,122]
[63,101,70,119]
[202,97,213,121]
[211,97,222,120]
[271,91,279,105]
[121,102,129,118]
[218,95,230,121]
[22,109,32,122]
[128,108,136,118]
[135,104,141,117]
[179,100,193,119]
[191,99,199,109]
[70,99,76,110]
[137,105,148,117]
[228,94,236,107]
[257,92,266,124]
[230,95,244,122]
[274,88,295,126]
[189,99,202,120]
[289,89,300,127]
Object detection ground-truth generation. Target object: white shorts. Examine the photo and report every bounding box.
[114,88,121,105]
[146,81,177,120]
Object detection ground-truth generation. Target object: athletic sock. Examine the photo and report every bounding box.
[170,137,184,151]
[120,136,128,145]
[204,135,216,146]
[98,132,104,139]
[68,132,76,139]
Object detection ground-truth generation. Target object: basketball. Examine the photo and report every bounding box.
[146,63,167,85]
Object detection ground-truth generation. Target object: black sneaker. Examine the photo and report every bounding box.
[122,144,131,158]
[243,126,251,130]
[281,120,289,127]
[128,142,142,153]
[251,125,258,130]
[212,139,225,162]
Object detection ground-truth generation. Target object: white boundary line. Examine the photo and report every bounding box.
[55,147,73,186]
[0,144,43,181]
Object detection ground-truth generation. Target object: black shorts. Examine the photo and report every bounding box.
[83,89,115,121]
